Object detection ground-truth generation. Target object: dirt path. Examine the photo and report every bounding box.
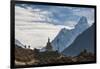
[15,59,38,66]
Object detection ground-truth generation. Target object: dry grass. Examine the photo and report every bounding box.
[15,47,37,62]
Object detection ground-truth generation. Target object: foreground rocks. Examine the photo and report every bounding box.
[15,47,95,67]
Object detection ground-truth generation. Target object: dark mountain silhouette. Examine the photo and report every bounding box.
[51,16,89,52]
[62,24,95,56]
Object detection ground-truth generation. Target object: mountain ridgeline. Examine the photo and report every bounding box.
[62,23,95,56]
[51,16,89,52]
[15,39,24,48]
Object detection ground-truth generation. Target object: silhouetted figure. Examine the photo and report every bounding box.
[78,49,88,56]
[24,45,26,48]
[83,49,87,53]
[28,45,30,49]
[57,38,60,52]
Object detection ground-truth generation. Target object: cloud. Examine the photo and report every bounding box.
[15,4,79,27]
[15,5,53,24]
[15,4,95,26]
[15,4,95,49]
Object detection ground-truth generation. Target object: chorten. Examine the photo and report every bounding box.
[45,38,52,51]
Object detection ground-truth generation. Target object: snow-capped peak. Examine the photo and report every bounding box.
[76,16,88,28]
[51,16,89,52]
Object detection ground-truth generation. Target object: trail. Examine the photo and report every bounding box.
[15,59,38,65]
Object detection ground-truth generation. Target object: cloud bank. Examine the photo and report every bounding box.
[15,4,95,49]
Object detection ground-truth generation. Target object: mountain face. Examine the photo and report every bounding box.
[15,39,24,48]
[51,16,89,52]
[62,24,95,56]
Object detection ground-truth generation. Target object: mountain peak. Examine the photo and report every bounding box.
[76,16,88,28]
[51,16,89,52]
[79,16,88,24]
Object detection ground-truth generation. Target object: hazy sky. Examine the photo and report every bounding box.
[15,4,94,49]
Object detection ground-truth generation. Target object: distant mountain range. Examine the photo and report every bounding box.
[62,23,95,56]
[51,16,89,52]
[15,39,24,48]
[15,16,95,56]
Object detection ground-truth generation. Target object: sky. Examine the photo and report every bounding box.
[15,4,94,49]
